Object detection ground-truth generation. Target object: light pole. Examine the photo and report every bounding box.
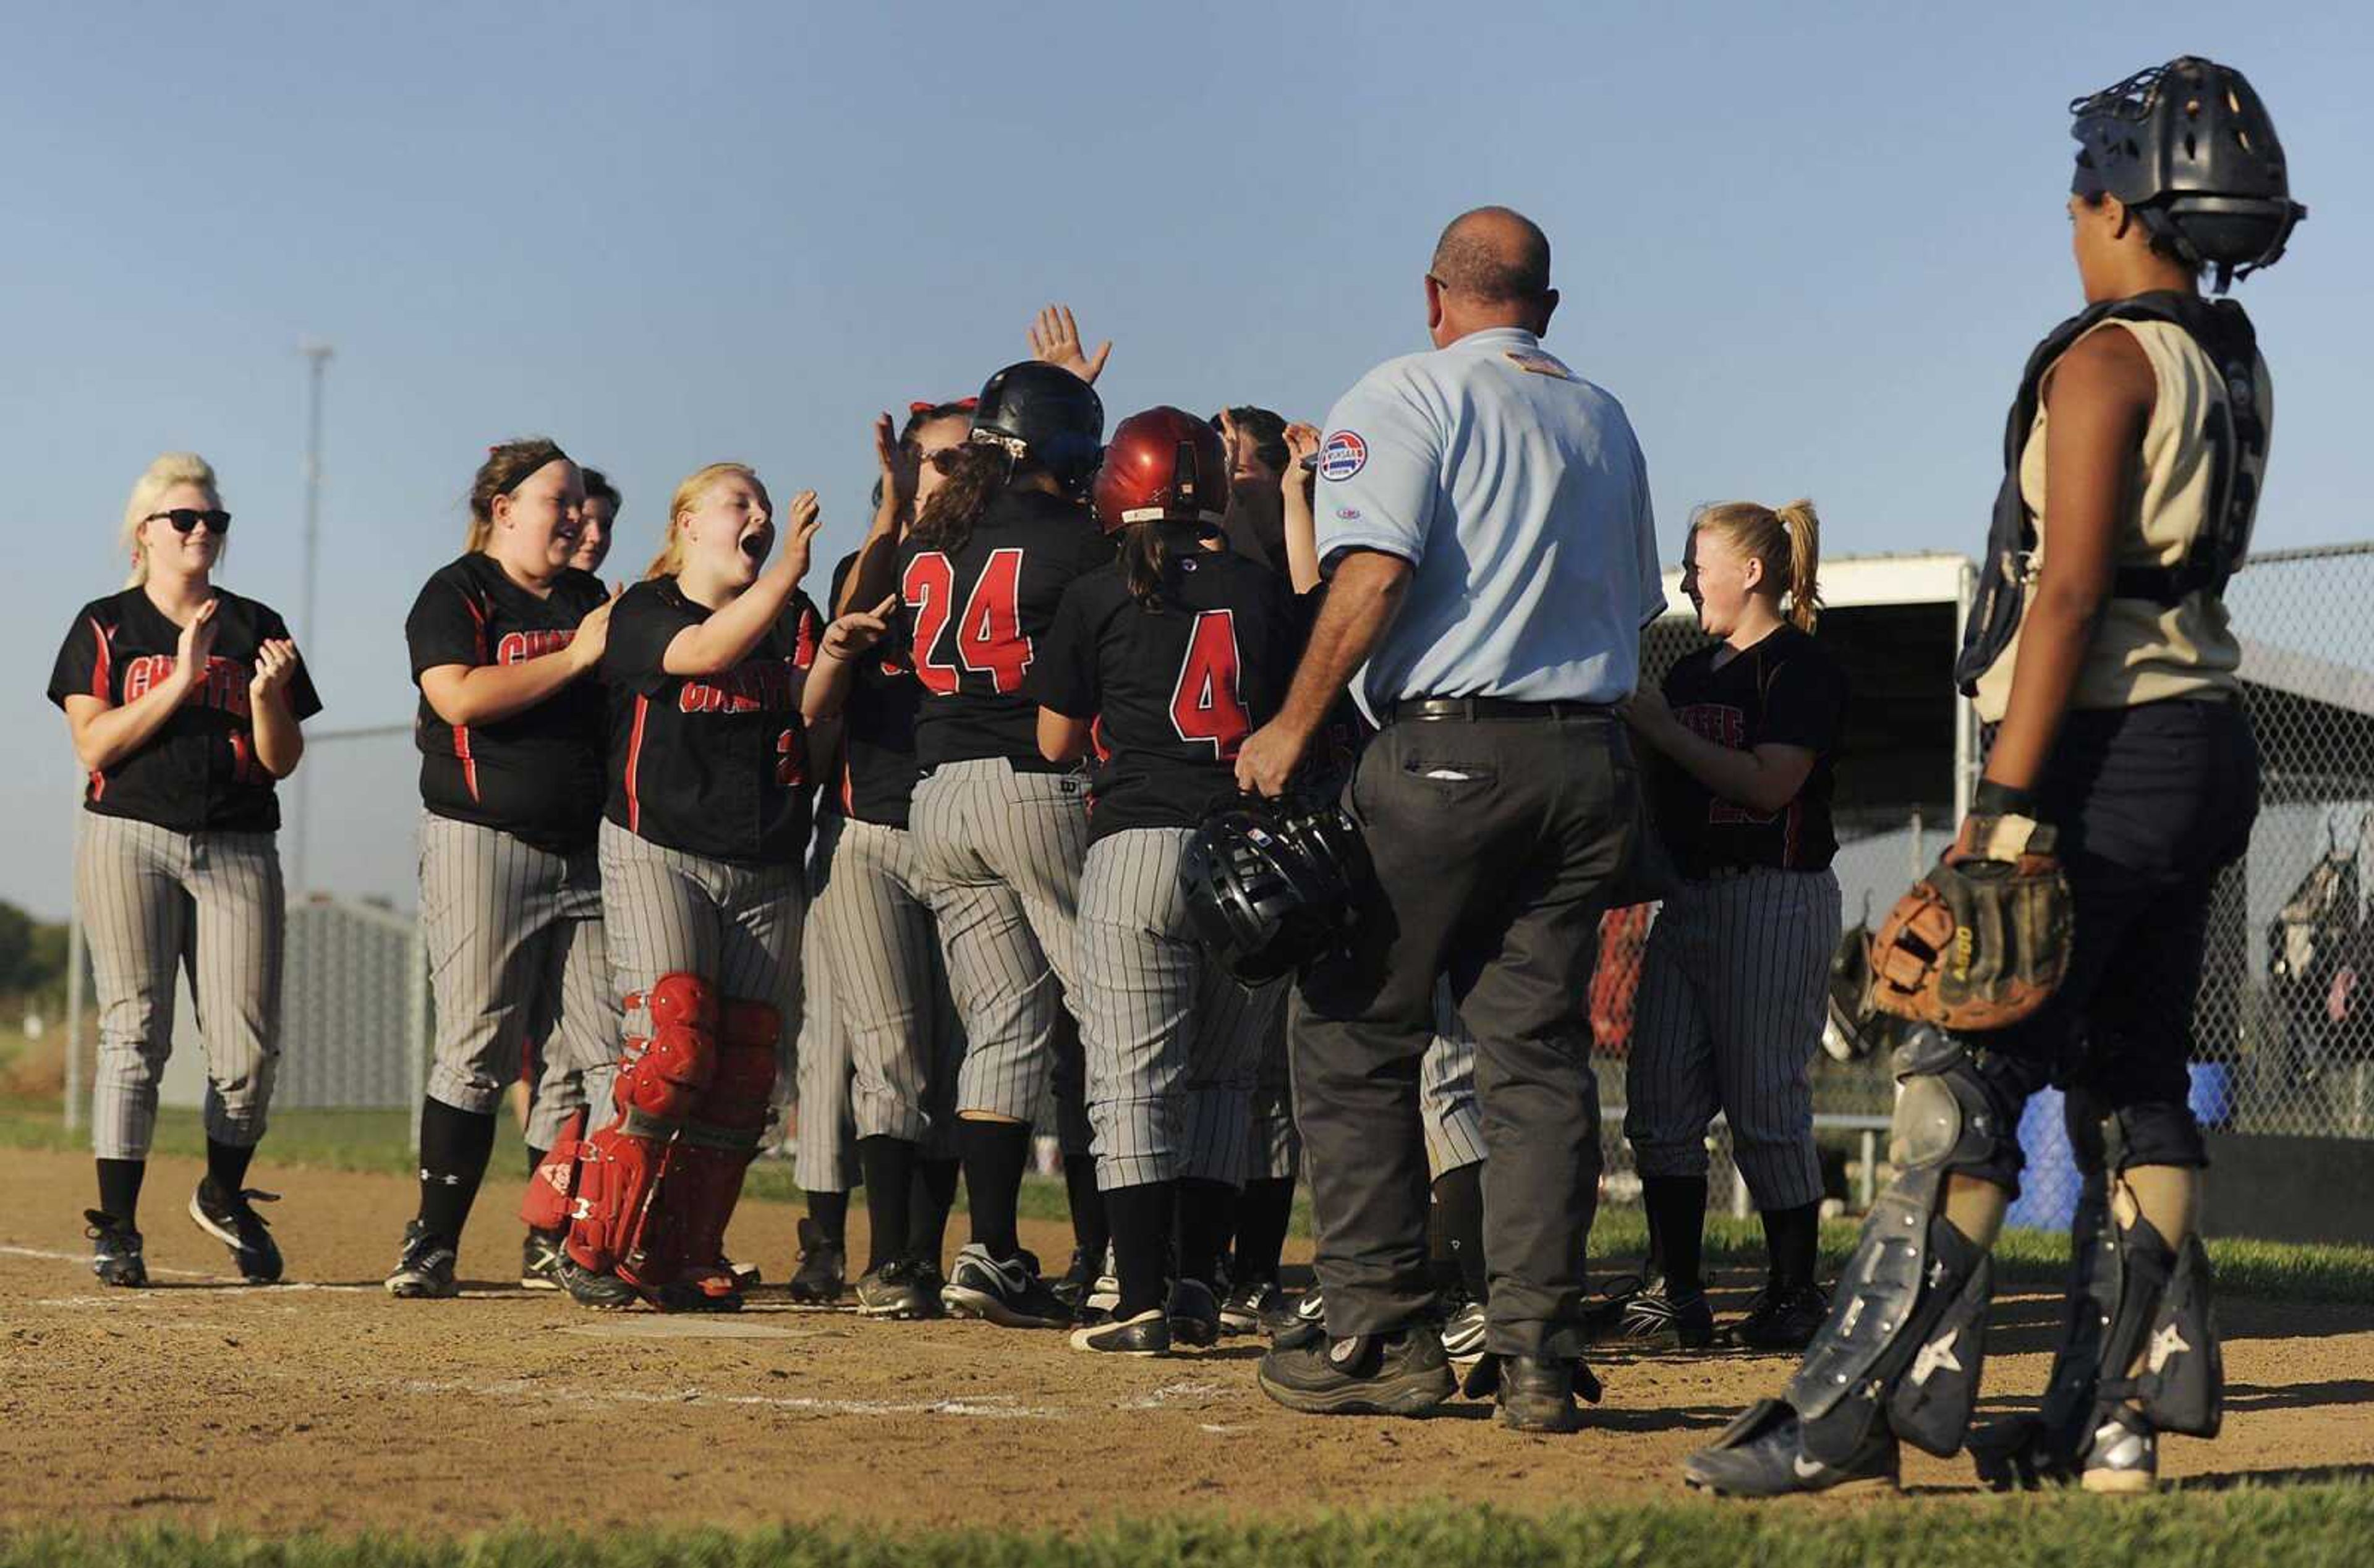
[292,339,333,897]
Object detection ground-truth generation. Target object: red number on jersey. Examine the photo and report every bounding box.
[903,547,1034,696]
[1170,609,1253,759]
[903,553,961,695]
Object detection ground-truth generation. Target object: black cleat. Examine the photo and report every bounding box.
[1683,1399,1900,1497]
[1071,1307,1171,1356]
[558,1254,644,1311]
[1728,1282,1829,1352]
[188,1179,284,1284]
[384,1219,459,1300]
[788,1218,846,1304]
[1220,1278,1285,1337]
[1167,1278,1223,1348]
[854,1257,946,1320]
[940,1244,1073,1328]
[84,1210,147,1288]
[521,1227,566,1290]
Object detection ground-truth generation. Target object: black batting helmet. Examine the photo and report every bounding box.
[968,362,1105,497]
[2070,56,2305,290]
[1178,794,1369,983]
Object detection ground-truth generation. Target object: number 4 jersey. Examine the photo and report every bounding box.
[895,488,1117,774]
[1029,548,1305,842]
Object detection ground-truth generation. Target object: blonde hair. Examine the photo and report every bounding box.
[120,452,223,588]
[645,462,764,580]
[1691,498,1823,632]
[464,438,571,554]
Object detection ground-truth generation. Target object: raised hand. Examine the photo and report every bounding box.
[776,491,824,585]
[1282,422,1321,491]
[873,412,914,512]
[1028,303,1111,385]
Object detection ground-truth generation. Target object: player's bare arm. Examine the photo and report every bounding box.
[62,596,218,772]
[1235,548,1412,797]
[839,414,911,618]
[1621,689,1816,816]
[247,637,307,777]
[1981,326,2153,797]
[418,586,617,727]
[1280,422,1323,595]
[1036,708,1091,765]
[663,490,823,676]
[801,595,897,724]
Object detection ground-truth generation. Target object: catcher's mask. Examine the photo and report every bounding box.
[1178,793,1369,983]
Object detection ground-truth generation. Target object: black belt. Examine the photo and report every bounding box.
[1382,696,1617,724]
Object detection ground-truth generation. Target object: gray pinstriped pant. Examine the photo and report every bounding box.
[585,819,804,1120]
[810,813,968,1156]
[76,814,284,1159]
[1074,828,1287,1190]
[1254,980,1483,1186]
[908,758,1086,1124]
[1623,867,1840,1210]
[417,813,613,1156]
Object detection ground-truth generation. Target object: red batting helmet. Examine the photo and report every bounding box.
[1091,405,1230,538]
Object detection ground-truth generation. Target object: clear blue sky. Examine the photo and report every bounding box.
[4,1,2365,920]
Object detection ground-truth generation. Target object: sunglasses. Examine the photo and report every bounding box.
[146,508,232,536]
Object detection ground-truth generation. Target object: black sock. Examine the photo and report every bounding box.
[96,1158,145,1225]
[1430,1163,1489,1302]
[415,1098,498,1247]
[909,1157,960,1271]
[1103,1181,1175,1318]
[857,1136,918,1273]
[205,1138,256,1195]
[1176,1179,1234,1289]
[1232,1176,1295,1287]
[1064,1152,1109,1263]
[1642,1174,1708,1297]
[525,1145,545,1179]
[959,1119,1031,1260]
[806,1188,849,1247]
[1761,1201,1823,1291]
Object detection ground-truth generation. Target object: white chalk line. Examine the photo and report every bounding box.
[391,1374,1068,1421]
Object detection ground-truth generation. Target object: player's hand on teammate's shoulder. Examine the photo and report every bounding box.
[821,594,898,663]
[249,636,299,698]
[1028,303,1110,386]
[570,583,624,674]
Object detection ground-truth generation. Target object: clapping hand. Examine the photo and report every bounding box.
[1029,303,1111,385]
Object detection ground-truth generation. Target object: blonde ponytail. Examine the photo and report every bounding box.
[1691,497,1823,632]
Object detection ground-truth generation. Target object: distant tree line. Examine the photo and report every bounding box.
[0,901,70,1007]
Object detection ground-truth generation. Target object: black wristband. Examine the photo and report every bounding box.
[1973,779,2037,818]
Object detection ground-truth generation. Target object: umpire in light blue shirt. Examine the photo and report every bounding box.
[1236,205,1662,1431]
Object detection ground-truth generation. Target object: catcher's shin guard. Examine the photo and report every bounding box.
[2091,1203,2223,1438]
[521,1109,589,1232]
[1781,1028,2007,1464]
[662,998,781,1303]
[1972,1157,2117,1487]
[563,974,718,1286]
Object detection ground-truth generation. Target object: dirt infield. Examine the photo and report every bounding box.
[4,1145,2368,1537]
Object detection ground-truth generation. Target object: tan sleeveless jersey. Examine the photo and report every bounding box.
[1973,318,2273,723]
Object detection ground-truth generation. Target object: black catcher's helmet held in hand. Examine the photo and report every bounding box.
[969,362,1106,497]
[1092,406,1231,538]
[2070,56,2305,289]
[1178,794,1369,983]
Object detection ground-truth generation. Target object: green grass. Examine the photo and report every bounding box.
[9,1488,2374,1568]
[7,1095,2373,1304]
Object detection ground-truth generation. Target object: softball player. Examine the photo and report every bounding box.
[794,400,978,1316]
[1027,407,1301,1355]
[1688,57,2292,1497]
[572,468,619,574]
[890,353,1112,1328]
[385,439,618,1300]
[536,462,825,1312]
[50,452,321,1287]
[1615,499,1847,1352]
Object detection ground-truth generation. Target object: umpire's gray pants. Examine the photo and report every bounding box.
[78,815,284,1160]
[589,820,804,1117]
[1295,713,1635,1359]
[1253,985,1481,1189]
[908,758,1084,1124]
[417,813,613,1155]
[1625,867,1839,1210]
[1076,828,1287,1190]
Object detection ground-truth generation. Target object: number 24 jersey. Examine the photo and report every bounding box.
[894,488,1115,774]
[1029,549,1304,843]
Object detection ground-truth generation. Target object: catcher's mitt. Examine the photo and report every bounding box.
[1869,813,2073,1031]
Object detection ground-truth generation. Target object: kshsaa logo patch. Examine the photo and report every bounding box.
[1319,430,1368,481]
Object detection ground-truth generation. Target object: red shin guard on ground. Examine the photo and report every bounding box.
[660,998,781,1297]
[562,975,718,1282]
[520,1109,587,1232]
